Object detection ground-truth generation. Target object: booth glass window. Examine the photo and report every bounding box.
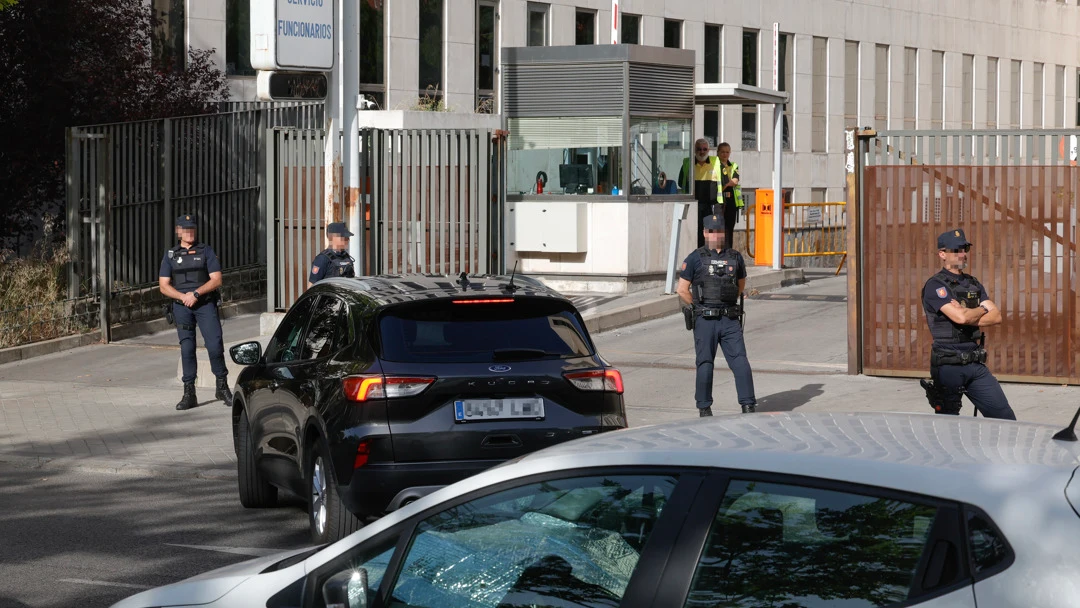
[508,117,623,196]
[629,118,691,195]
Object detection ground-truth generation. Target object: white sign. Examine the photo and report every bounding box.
[806,206,823,224]
[611,0,619,44]
[251,0,335,71]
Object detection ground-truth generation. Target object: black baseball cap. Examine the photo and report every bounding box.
[327,222,354,237]
[937,228,972,250]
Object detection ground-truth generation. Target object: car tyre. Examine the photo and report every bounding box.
[308,437,362,544]
[237,410,277,508]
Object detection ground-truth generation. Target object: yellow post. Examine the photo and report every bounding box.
[755,189,774,266]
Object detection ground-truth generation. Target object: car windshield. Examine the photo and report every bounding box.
[376,298,594,363]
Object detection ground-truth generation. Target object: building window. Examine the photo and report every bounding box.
[811,37,827,152]
[742,30,758,151]
[962,54,974,129]
[418,0,444,99]
[476,1,496,113]
[1033,62,1044,127]
[704,109,719,147]
[226,0,253,76]
[1011,59,1021,128]
[575,9,595,45]
[844,40,859,129]
[811,188,827,203]
[704,25,721,83]
[360,0,385,109]
[903,47,917,129]
[527,2,548,47]
[779,33,793,149]
[931,50,943,129]
[664,19,681,49]
[874,44,889,132]
[987,57,998,129]
[152,0,186,68]
[621,13,641,44]
[1056,65,1066,127]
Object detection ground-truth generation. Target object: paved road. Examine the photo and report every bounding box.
[0,464,310,608]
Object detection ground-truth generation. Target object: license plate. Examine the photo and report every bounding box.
[454,398,545,422]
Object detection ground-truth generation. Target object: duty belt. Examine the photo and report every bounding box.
[931,347,987,367]
[699,305,741,319]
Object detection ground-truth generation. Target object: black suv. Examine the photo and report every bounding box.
[228,273,627,543]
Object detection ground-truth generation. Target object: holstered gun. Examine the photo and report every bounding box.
[683,304,695,331]
[162,303,174,326]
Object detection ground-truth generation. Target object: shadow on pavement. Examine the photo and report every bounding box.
[756,383,826,413]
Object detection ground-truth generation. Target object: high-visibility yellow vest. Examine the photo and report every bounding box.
[719,160,744,208]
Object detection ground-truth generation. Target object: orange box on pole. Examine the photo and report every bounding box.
[755,189,774,266]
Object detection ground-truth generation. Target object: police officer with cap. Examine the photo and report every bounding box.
[676,213,758,416]
[920,228,1015,420]
[307,221,356,289]
[159,214,232,411]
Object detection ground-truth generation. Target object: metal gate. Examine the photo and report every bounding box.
[267,127,508,311]
[850,129,1080,384]
[64,104,322,340]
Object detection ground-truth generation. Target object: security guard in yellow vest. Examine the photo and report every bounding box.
[678,139,723,248]
[716,142,744,249]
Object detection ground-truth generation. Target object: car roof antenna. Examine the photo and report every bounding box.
[505,259,520,293]
[1053,405,1080,442]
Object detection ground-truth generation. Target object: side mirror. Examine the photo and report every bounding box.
[229,341,262,365]
[323,568,368,608]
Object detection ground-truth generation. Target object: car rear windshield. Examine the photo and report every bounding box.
[377,298,594,363]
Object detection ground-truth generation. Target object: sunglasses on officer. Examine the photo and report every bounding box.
[941,245,971,253]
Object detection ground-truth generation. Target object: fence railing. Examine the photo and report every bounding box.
[743,201,848,272]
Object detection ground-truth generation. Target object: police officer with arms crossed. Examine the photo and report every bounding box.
[159,214,232,411]
[307,222,356,288]
[920,228,1016,420]
[676,213,758,416]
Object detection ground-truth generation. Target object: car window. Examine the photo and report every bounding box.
[966,508,1010,576]
[385,473,679,607]
[303,536,397,608]
[683,479,939,608]
[377,298,593,363]
[302,295,348,360]
[264,296,317,364]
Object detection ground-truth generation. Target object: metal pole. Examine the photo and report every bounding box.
[665,202,689,294]
[344,0,361,266]
[773,102,783,270]
[323,0,343,253]
[66,128,80,299]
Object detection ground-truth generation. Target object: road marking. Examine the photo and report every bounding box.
[59,579,152,590]
[165,543,281,557]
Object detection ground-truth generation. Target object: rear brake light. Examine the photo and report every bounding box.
[452,298,514,304]
[354,440,371,469]
[343,375,435,401]
[564,369,624,394]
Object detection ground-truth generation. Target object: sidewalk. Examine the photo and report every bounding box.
[6,270,1076,483]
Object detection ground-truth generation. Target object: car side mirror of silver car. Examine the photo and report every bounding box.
[230,341,263,365]
[323,568,368,608]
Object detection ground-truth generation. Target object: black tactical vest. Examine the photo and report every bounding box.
[925,269,984,347]
[166,243,211,292]
[321,248,355,279]
[693,247,740,307]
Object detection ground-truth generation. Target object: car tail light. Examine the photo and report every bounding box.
[452,298,514,304]
[343,375,436,402]
[354,440,371,469]
[564,369,624,394]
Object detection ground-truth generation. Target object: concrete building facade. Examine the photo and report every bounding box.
[175,0,1080,206]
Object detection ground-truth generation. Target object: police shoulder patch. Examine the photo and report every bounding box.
[311,265,320,274]
[936,287,948,299]
[680,262,686,271]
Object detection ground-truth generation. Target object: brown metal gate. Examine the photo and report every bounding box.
[853,129,1080,384]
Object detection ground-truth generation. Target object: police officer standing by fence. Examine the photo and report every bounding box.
[159,214,232,411]
[307,222,356,288]
[676,213,757,416]
[920,228,1016,420]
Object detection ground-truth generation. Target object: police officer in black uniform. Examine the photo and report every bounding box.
[920,228,1015,420]
[307,222,356,288]
[158,214,231,411]
[676,213,757,416]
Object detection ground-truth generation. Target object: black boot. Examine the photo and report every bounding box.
[216,376,233,406]
[741,404,757,414]
[699,407,713,417]
[176,382,197,411]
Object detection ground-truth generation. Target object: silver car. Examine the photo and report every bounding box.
[112,411,1080,608]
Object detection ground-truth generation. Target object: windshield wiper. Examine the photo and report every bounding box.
[491,348,564,361]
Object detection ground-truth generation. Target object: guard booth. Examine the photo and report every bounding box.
[502,44,788,295]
